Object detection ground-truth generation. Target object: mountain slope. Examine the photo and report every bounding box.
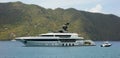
[0,2,120,40]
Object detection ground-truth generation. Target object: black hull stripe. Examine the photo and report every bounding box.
[25,39,78,42]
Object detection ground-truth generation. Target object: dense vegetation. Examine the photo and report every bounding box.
[0,1,120,41]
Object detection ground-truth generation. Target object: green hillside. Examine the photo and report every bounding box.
[0,1,120,41]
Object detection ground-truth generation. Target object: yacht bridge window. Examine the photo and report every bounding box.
[55,35,71,38]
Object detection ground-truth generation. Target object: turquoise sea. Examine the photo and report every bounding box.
[0,41,120,58]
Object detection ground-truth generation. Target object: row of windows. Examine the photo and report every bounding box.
[41,35,71,38]
[25,39,76,42]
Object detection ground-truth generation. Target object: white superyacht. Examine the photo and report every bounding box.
[16,23,95,46]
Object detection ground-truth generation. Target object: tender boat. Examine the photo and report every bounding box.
[101,41,112,47]
[15,23,95,47]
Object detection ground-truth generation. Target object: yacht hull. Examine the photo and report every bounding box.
[16,39,95,47]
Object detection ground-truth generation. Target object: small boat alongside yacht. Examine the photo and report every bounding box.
[101,41,112,47]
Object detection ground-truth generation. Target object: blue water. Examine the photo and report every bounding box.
[0,41,120,58]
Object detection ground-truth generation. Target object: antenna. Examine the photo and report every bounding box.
[58,22,70,33]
